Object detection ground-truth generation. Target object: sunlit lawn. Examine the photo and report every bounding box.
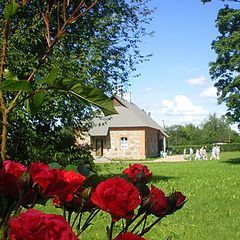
[39,152,240,239]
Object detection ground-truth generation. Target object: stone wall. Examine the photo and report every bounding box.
[104,128,145,159]
[89,127,165,159]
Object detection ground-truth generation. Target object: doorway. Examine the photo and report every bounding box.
[96,138,103,157]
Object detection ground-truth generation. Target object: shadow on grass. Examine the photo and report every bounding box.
[222,157,240,165]
[98,173,178,183]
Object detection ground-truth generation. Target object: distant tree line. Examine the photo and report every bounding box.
[165,114,240,147]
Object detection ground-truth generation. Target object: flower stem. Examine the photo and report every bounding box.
[139,215,165,236]
[117,213,141,236]
[108,220,114,240]
[77,209,100,236]
[131,213,148,234]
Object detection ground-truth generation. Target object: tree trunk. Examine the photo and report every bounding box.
[1,111,8,164]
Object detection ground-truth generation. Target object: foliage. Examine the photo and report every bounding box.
[0,0,154,163]
[166,124,202,146]
[211,6,240,124]
[200,113,237,143]
[0,162,186,239]
[201,1,240,124]
[166,114,240,146]
[6,109,94,166]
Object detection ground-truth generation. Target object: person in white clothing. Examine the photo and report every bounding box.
[195,149,200,160]
[210,145,216,160]
[189,147,193,160]
[216,146,220,160]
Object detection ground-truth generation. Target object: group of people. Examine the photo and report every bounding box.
[183,145,220,161]
[210,145,221,160]
[195,146,208,160]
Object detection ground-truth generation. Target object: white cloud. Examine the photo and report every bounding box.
[173,95,207,115]
[161,99,174,108]
[200,86,217,98]
[159,95,209,125]
[186,76,207,86]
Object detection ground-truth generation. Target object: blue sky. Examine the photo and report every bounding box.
[127,0,239,131]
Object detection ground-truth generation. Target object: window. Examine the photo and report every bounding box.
[120,137,128,150]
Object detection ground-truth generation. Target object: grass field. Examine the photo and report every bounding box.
[38,152,240,239]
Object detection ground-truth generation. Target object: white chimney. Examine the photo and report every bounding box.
[122,92,131,102]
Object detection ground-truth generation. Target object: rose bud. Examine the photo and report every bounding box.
[19,172,33,192]
[167,191,186,214]
[81,187,92,199]
[134,182,150,198]
[123,164,152,184]
[0,160,27,200]
[140,185,168,217]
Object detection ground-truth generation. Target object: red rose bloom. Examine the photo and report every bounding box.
[141,185,168,217]
[91,176,141,222]
[113,232,146,240]
[0,160,27,199]
[29,162,85,202]
[9,209,78,240]
[123,164,152,183]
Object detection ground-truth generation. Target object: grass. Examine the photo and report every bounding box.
[38,152,240,239]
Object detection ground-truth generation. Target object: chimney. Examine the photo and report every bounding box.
[122,92,131,102]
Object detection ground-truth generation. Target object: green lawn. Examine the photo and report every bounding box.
[39,152,240,239]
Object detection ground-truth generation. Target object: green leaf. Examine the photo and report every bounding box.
[4,69,19,81]
[83,174,103,188]
[53,79,117,116]
[65,164,78,172]
[4,0,19,20]
[29,92,46,115]
[77,165,90,177]
[0,80,31,91]
[48,162,63,170]
[44,68,59,85]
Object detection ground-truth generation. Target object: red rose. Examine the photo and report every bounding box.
[123,164,152,183]
[2,160,26,179]
[0,160,27,199]
[167,191,186,214]
[113,232,146,240]
[91,176,141,222]
[141,185,168,217]
[29,162,85,202]
[9,209,78,240]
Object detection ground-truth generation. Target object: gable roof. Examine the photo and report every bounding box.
[89,96,168,137]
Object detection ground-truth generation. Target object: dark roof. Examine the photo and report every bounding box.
[89,96,168,137]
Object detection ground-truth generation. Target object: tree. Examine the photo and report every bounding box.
[0,0,115,164]
[166,114,239,146]
[201,1,240,125]
[0,0,154,163]
[166,125,191,146]
[200,114,233,143]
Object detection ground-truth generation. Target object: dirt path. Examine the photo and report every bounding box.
[94,154,187,163]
